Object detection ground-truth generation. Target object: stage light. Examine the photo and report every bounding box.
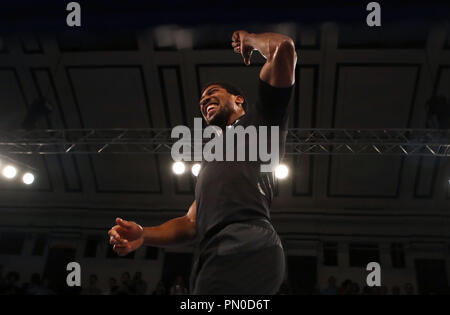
[275,164,289,179]
[191,163,201,177]
[22,173,35,185]
[3,165,17,179]
[172,161,186,175]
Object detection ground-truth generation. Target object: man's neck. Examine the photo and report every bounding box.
[226,111,245,127]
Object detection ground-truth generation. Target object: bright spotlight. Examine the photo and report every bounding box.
[172,161,186,175]
[191,163,201,176]
[3,165,17,179]
[23,173,35,185]
[275,164,289,179]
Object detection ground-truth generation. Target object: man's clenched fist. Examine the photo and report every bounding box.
[108,218,144,256]
[232,30,255,66]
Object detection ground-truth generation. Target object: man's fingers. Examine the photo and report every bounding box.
[108,227,120,238]
[243,50,253,66]
[108,226,130,245]
[115,217,126,227]
[116,217,132,229]
[109,235,128,245]
[109,229,124,242]
[113,244,129,256]
[110,236,127,245]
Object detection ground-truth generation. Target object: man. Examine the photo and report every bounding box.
[81,274,102,295]
[108,30,297,294]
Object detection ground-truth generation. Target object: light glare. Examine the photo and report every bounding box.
[191,163,201,176]
[3,165,17,179]
[172,161,186,175]
[275,164,289,179]
[23,173,35,185]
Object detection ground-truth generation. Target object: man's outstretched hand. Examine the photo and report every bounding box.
[108,218,144,256]
[232,30,254,66]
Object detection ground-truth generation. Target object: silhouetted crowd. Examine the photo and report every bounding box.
[0,264,192,295]
[1,265,447,295]
[318,276,417,295]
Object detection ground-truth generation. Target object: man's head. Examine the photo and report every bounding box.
[328,276,336,287]
[199,82,247,127]
[109,277,117,286]
[134,271,142,280]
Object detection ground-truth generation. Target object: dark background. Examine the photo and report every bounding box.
[0,0,449,295]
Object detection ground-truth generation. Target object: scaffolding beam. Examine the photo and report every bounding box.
[0,128,449,157]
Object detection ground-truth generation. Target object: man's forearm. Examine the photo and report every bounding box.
[245,32,295,61]
[142,216,196,247]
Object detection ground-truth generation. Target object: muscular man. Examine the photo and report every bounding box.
[108,30,297,295]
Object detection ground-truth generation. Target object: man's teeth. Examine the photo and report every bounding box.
[207,105,217,113]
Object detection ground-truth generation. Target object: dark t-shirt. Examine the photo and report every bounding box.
[194,78,294,248]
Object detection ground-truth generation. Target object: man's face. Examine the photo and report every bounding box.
[199,85,237,126]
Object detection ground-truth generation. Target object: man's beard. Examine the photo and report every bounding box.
[207,106,231,128]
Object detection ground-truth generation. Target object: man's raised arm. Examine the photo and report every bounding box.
[232,30,297,88]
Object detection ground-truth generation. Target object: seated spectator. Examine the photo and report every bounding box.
[81,274,102,295]
[338,279,353,295]
[350,282,360,295]
[132,272,148,295]
[170,275,188,295]
[27,273,45,295]
[321,276,339,295]
[3,271,21,295]
[116,272,133,295]
[152,280,167,295]
[107,277,119,295]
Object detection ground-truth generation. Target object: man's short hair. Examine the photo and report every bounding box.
[201,82,248,112]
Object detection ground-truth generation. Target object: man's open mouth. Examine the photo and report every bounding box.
[206,103,218,117]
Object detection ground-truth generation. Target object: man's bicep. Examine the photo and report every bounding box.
[259,59,295,88]
[259,40,297,88]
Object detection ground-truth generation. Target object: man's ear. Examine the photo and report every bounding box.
[235,95,244,107]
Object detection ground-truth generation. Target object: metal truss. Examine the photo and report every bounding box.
[0,128,449,157]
